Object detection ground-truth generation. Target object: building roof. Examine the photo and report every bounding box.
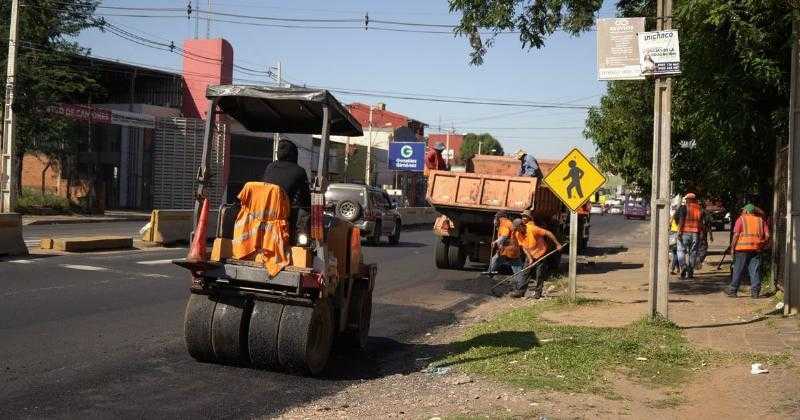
[346,102,427,130]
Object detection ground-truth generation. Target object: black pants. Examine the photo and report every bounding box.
[515,259,548,292]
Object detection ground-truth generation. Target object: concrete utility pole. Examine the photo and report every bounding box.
[365,106,373,185]
[1,0,20,213]
[206,0,212,38]
[784,15,800,315]
[272,62,283,163]
[646,0,673,319]
[194,0,200,39]
[446,128,451,164]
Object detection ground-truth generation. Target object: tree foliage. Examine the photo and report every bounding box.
[0,1,102,195]
[449,0,603,64]
[460,132,504,161]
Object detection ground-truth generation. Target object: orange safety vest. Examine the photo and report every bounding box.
[516,221,549,260]
[233,182,291,277]
[497,217,520,259]
[735,213,766,252]
[680,202,702,233]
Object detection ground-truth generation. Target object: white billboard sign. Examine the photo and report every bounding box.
[597,18,646,81]
[638,30,681,76]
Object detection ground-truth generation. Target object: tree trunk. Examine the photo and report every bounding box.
[40,160,52,199]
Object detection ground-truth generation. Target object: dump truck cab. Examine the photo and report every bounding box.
[174,85,376,375]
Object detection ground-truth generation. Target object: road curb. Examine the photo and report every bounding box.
[23,216,150,226]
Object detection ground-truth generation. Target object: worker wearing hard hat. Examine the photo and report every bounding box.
[514,149,542,178]
[424,142,449,176]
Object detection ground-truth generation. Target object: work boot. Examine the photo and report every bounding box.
[510,289,526,298]
[532,289,543,299]
[724,288,737,298]
[750,289,763,299]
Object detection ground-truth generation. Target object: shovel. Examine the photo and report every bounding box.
[490,243,568,297]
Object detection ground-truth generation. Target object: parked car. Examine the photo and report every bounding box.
[705,202,728,230]
[325,183,402,245]
[624,201,649,220]
[590,203,605,215]
[608,205,623,215]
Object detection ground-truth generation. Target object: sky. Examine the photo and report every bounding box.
[77,0,619,160]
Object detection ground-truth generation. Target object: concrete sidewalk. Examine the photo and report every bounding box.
[22,210,151,226]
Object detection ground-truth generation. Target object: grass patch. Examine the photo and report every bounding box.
[647,393,688,409]
[434,299,712,396]
[16,187,73,214]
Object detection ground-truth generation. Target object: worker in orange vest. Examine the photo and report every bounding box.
[725,204,770,298]
[676,192,704,279]
[512,210,562,298]
[486,212,523,276]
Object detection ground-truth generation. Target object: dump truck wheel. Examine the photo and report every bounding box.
[247,300,284,369]
[448,242,466,269]
[388,220,401,245]
[184,293,217,363]
[211,296,251,364]
[340,282,372,349]
[278,300,334,375]
[435,238,450,269]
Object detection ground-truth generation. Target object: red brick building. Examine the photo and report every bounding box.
[427,133,464,166]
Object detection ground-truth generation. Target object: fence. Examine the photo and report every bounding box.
[152,117,226,210]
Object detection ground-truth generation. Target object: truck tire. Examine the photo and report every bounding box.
[340,281,372,349]
[248,300,284,369]
[367,221,381,246]
[435,238,450,269]
[184,293,217,363]
[211,296,251,364]
[448,242,466,269]
[388,220,401,245]
[278,300,334,375]
[579,237,589,253]
[336,201,361,222]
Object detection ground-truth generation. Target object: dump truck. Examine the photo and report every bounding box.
[427,155,590,270]
[173,85,376,375]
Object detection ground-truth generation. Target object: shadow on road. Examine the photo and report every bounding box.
[583,246,628,257]
[363,241,427,248]
[580,261,644,274]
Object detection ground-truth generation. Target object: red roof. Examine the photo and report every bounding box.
[428,133,464,163]
[346,103,424,130]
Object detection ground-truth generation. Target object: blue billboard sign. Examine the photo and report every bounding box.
[388,142,425,172]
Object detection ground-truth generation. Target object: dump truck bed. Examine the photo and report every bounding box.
[426,170,562,219]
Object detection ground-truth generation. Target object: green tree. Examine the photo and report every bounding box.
[0,1,102,204]
[460,132,504,161]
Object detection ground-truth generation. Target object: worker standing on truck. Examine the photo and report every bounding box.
[725,204,770,298]
[514,149,542,178]
[262,139,311,243]
[676,192,704,279]
[425,142,449,176]
[486,216,524,276]
[512,210,562,299]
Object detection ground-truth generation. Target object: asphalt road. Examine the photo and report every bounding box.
[0,215,646,419]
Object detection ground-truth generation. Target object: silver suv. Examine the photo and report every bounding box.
[325,183,402,245]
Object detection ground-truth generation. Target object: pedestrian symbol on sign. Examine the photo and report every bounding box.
[543,148,606,212]
[401,145,414,159]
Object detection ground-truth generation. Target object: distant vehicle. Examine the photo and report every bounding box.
[705,202,728,230]
[624,201,648,220]
[325,183,402,245]
[608,205,623,215]
[590,203,605,215]
[384,188,409,208]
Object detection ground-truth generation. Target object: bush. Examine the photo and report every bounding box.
[16,187,73,214]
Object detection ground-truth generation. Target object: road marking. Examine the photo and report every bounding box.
[8,259,35,264]
[25,240,39,246]
[136,259,174,265]
[60,264,110,272]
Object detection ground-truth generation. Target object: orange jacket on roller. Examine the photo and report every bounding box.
[735,213,767,252]
[496,217,520,259]
[680,201,702,233]
[233,182,291,277]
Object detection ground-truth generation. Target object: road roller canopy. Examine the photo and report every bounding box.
[206,85,363,136]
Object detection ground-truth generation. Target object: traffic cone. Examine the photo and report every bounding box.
[187,196,210,262]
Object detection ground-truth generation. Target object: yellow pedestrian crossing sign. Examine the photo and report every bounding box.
[543,148,607,212]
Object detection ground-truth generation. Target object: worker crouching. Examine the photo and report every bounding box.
[511,210,562,298]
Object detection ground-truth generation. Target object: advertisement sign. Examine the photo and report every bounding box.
[388,142,425,172]
[47,103,112,124]
[638,30,681,76]
[597,17,646,81]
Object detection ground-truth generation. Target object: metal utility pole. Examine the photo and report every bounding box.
[784,14,800,315]
[365,106,373,185]
[646,0,673,319]
[568,211,578,300]
[1,0,20,213]
[445,128,451,165]
[194,0,199,39]
[272,62,283,163]
[478,141,482,156]
[206,0,212,38]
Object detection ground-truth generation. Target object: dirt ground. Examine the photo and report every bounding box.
[276,223,800,419]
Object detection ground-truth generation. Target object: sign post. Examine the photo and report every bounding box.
[543,148,607,301]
